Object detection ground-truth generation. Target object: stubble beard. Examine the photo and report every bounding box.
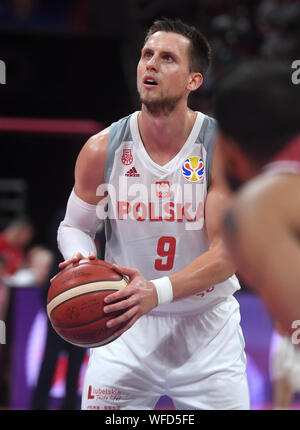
[139,89,185,117]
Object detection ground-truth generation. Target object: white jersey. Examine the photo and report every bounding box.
[100,111,240,315]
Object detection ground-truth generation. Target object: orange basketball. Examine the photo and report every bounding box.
[47,259,128,348]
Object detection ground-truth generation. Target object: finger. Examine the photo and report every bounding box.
[112,264,140,278]
[104,284,133,304]
[58,259,72,269]
[55,252,96,280]
[71,252,84,262]
[104,278,145,304]
[103,295,136,314]
[104,284,137,304]
[58,252,84,270]
[106,305,138,328]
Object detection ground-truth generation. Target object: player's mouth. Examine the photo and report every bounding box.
[143,76,158,88]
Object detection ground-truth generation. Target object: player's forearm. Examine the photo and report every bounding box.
[57,189,101,260]
[57,223,97,260]
[169,244,236,301]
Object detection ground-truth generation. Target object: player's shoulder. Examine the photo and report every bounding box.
[233,172,300,222]
[84,113,133,155]
[259,173,300,216]
[196,111,217,136]
[223,172,300,261]
[240,172,299,199]
[205,112,225,189]
[75,127,111,187]
[84,126,110,157]
[203,112,217,126]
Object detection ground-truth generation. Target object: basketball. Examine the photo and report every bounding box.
[47,259,128,348]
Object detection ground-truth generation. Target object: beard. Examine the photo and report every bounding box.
[139,89,185,116]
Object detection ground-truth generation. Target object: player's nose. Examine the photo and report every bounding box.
[146,55,158,71]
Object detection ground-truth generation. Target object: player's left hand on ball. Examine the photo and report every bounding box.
[103,265,158,336]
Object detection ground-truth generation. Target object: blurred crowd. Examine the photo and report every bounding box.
[0,0,299,111]
[0,218,53,324]
[0,217,53,405]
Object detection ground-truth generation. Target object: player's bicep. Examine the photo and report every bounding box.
[205,140,233,244]
[205,184,232,246]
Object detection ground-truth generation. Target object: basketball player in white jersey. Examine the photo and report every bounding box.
[214,60,300,335]
[57,18,250,410]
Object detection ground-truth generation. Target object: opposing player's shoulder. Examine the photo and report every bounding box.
[230,172,300,230]
[237,172,299,205]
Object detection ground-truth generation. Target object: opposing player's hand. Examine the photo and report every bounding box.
[57,251,97,270]
[103,265,158,337]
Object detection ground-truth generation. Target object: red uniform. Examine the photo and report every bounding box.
[0,233,24,275]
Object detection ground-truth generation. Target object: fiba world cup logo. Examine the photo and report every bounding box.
[181,156,204,182]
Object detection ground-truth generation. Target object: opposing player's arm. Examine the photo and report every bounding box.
[57,128,109,266]
[222,173,300,333]
[168,141,236,299]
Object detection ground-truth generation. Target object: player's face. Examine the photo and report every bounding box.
[137,31,193,114]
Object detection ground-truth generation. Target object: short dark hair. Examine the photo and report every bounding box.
[214,60,300,165]
[144,18,211,76]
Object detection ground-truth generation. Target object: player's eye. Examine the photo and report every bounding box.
[143,51,153,59]
[163,55,173,62]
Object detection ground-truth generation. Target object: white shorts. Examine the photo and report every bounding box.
[81,296,250,410]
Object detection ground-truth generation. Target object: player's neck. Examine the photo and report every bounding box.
[138,104,197,165]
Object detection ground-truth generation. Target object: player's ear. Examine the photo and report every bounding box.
[187,72,203,92]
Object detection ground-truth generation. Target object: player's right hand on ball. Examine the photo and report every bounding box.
[58,251,97,270]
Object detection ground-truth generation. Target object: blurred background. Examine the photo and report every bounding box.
[0,0,300,411]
